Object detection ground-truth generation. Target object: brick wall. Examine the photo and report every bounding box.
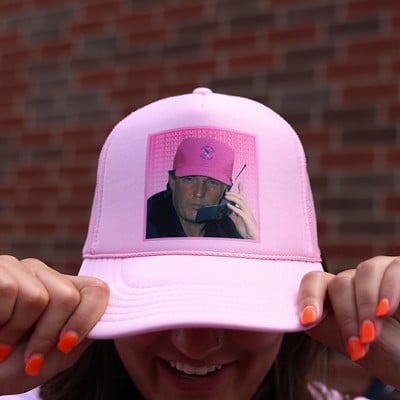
[0,0,400,271]
[1,0,399,272]
[0,0,399,396]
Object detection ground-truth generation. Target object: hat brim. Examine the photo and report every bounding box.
[79,255,323,339]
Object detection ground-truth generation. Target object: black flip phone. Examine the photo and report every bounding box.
[195,194,232,223]
[195,164,247,223]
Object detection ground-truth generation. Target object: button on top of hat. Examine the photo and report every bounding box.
[193,87,212,95]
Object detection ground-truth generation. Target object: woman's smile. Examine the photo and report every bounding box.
[114,328,283,400]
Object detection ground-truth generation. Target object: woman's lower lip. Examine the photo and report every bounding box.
[157,359,233,394]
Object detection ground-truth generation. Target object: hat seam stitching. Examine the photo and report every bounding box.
[82,252,322,262]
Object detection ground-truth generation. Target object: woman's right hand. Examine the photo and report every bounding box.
[0,255,109,395]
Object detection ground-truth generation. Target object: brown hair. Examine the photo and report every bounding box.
[40,332,328,400]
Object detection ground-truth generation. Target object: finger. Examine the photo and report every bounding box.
[57,275,109,351]
[21,259,83,371]
[0,256,49,351]
[353,258,386,344]
[0,264,18,326]
[327,269,367,361]
[376,257,400,318]
[226,201,245,216]
[23,272,108,376]
[298,270,333,326]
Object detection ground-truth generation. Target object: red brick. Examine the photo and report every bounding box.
[347,0,400,16]
[84,1,122,18]
[385,195,400,213]
[61,128,105,144]
[267,25,317,44]
[298,129,332,147]
[74,146,103,160]
[14,203,46,217]
[0,0,28,14]
[316,218,329,237]
[213,33,257,51]
[228,52,275,72]
[0,222,15,232]
[28,185,61,200]
[55,202,91,217]
[0,186,17,198]
[319,242,375,260]
[127,28,168,46]
[163,3,206,22]
[0,32,23,48]
[158,82,199,99]
[320,150,374,168]
[392,59,400,74]
[386,149,400,166]
[0,99,14,114]
[109,87,148,109]
[324,62,379,81]
[1,48,33,67]
[33,0,70,5]
[18,131,52,145]
[342,83,398,102]
[66,222,89,235]
[384,243,400,255]
[39,41,74,57]
[346,38,400,58]
[175,58,217,77]
[269,0,308,4]
[388,103,400,122]
[70,20,106,35]
[58,166,94,180]
[16,166,51,182]
[125,65,166,81]
[78,69,119,88]
[25,223,57,235]
[0,116,25,129]
[0,81,30,98]
[117,12,154,30]
[393,12,400,30]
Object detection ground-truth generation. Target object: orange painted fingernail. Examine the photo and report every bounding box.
[25,354,45,376]
[57,332,79,354]
[360,320,376,344]
[376,298,390,317]
[300,305,317,325]
[347,337,367,361]
[0,344,12,363]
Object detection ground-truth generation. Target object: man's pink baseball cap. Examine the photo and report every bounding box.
[173,137,234,186]
[79,87,323,338]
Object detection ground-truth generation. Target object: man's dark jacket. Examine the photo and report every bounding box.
[146,190,243,239]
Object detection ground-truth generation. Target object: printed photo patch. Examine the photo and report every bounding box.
[145,128,259,240]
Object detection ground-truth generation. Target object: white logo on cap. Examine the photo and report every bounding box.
[200,145,215,160]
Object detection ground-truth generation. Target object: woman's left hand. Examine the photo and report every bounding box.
[298,256,400,389]
[226,182,258,240]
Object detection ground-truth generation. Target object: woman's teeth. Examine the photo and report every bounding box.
[169,361,223,376]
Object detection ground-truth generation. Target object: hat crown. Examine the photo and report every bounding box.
[173,137,234,186]
[80,88,323,338]
[83,88,320,261]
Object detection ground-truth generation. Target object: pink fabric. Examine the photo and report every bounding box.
[173,136,234,185]
[79,87,323,338]
[0,388,40,399]
[0,385,371,399]
[309,382,369,400]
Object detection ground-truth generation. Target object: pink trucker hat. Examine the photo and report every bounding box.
[79,87,323,339]
[173,136,234,186]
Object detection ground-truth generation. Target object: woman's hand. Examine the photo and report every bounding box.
[0,255,109,395]
[226,182,258,240]
[298,256,400,389]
